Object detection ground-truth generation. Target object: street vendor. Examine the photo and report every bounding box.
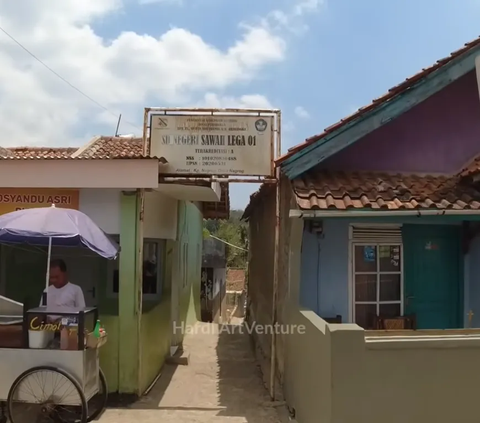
[41,259,86,311]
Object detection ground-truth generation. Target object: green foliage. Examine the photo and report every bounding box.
[203,209,248,268]
[202,227,211,239]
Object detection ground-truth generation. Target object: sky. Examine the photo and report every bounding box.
[1,0,480,210]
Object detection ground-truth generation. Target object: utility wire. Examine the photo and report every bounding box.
[0,24,142,132]
[209,234,248,251]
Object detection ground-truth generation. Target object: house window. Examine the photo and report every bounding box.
[353,243,402,329]
[111,238,165,299]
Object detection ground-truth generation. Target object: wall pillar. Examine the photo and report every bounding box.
[118,190,143,394]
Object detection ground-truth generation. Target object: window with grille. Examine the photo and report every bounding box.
[351,226,403,329]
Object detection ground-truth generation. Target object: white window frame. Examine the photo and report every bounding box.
[349,241,404,326]
[107,236,165,300]
[142,239,165,300]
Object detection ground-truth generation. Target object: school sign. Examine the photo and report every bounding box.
[148,110,279,177]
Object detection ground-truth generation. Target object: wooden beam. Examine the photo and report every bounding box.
[282,45,480,180]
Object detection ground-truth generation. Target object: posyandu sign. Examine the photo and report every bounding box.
[0,188,79,215]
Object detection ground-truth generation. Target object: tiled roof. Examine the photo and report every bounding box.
[293,171,480,210]
[0,136,160,160]
[7,147,77,159]
[74,136,144,159]
[242,183,275,220]
[277,36,480,165]
[459,155,480,178]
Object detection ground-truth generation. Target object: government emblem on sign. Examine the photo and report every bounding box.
[255,119,267,132]
[156,117,168,128]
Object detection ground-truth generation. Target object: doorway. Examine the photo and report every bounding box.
[403,225,462,329]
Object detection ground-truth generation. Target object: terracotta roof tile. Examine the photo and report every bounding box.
[242,183,275,220]
[0,136,161,161]
[7,147,77,159]
[293,171,480,210]
[76,136,144,159]
[277,36,480,165]
[459,155,480,178]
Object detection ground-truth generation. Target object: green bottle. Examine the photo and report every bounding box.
[93,320,101,338]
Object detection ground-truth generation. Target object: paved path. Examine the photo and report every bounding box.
[99,320,287,423]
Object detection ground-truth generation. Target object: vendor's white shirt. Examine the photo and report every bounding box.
[41,282,86,309]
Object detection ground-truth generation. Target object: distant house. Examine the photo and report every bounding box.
[201,238,227,322]
[226,269,246,291]
[244,38,480,423]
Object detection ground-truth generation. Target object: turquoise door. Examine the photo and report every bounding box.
[403,225,461,329]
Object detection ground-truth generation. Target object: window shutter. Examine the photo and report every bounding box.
[350,225,402,243]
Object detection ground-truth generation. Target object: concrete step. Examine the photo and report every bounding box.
[166,348,190,366]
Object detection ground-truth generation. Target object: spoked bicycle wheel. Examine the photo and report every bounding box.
[7,366,87,423]
[86,369,107,422]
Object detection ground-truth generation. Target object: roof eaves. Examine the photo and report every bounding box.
[278,37,480,179]
[242,183,275,221]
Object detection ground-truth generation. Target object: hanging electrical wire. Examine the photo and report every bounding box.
[0,24,142,132]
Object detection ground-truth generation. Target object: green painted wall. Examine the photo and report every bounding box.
[118,191,141,394]
[138,238,173,394]
[138,200,202,394]
[177,201,202,330]
[99,315,119,391]
[139,299,171,393]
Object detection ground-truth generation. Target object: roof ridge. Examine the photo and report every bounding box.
[277,36,480,166]
[0,146,14,158]
[71,136,101,158]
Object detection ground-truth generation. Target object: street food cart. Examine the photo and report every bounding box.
[0,292,108,423]
[0,205,119,423]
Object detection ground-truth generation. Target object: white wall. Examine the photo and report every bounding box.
[212,267,226,299]
[144,191,178,240]
[80,189,178,239]
[0,159,159,188]
[80,189,121,234]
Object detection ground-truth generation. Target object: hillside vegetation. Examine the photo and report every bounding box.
[203,209,248,268]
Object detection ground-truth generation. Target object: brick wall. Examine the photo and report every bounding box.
[245,175,294,386]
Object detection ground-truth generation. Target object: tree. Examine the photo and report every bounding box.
[203,210,248,268]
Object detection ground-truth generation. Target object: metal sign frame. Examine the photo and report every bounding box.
[143,107,281,183]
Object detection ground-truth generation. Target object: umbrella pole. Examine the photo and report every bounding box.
[45,236,52,291]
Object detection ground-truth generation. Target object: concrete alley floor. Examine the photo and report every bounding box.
[98,320,288,423]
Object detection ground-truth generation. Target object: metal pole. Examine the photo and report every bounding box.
[115,114,122,136]
[269,168,281,400]
[268,110,282,400]
[45,236,52,292]
[142,108,150,155]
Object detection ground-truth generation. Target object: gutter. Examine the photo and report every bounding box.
[289,209,480,218]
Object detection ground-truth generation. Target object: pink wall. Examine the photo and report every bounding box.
[322,71,480,174]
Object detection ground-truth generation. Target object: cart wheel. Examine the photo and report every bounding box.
[7,365,88,423]
[86,369,107,422]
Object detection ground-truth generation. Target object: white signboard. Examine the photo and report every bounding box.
[149,113,274,176]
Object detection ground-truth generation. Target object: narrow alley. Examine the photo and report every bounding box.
[99,320,288,423]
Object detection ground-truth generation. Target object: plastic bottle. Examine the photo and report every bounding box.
[93,320,101,338]
[60,326,69,350]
